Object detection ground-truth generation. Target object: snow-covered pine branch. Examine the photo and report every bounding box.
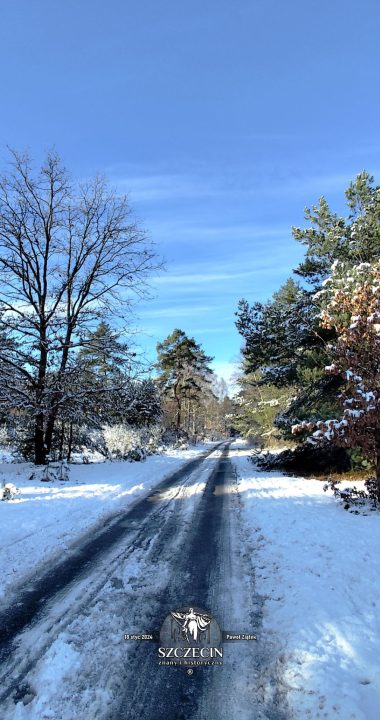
[293,260,380,499]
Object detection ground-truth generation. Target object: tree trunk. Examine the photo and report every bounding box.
[175,397,181,430]
[34,413,47,465]
[376,452,380,503]
[43,324,74,458]
[58,421,65,460]
[173,382,181,431]
[44,411,57,458]
[67,421,73,462]
[34,326,48,464]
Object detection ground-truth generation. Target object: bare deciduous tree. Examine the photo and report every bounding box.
[0,150,159,464]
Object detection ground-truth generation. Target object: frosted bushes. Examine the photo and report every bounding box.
[102,424,163,461]
[103,424,141,460]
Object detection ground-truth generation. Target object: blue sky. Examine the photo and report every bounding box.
[1,0,380,382]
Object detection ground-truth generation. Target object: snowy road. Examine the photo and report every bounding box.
[0,443,282,720]
[0,444,223,651]
[1,446,379,720]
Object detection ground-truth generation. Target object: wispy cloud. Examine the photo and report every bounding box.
[112,172,224,203]
[139,304,217,319]
[154,269,264,286]
[144,220,292,253]
[111,166,364,209]
[251,170,372,201]
[176,223,289,240]
[153,251,303,291]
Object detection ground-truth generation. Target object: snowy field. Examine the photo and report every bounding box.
[0,444,215,600]
[230,441,380,720]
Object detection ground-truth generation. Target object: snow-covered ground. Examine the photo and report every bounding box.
[3,440,380,719]
[230,440,380,720]
[0,445,225,720]
[0,443,215,600]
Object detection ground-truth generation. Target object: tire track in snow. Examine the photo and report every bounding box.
[0,444,223,710]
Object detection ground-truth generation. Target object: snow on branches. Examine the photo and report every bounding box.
[293,261,380,486]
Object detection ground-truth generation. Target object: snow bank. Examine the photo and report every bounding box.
[230,442,380,720]
[0,444,215,600]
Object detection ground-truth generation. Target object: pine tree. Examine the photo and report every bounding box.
[236,172,380,438]
[79,322,132,379]
[156,329,214,433]
[236,278,327,387]
[232,371,293,445]
[115,379,161,428]
[293,261,380,499]
[293,171,380,288]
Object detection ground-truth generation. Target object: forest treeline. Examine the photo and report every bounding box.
[2,148,380,492]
